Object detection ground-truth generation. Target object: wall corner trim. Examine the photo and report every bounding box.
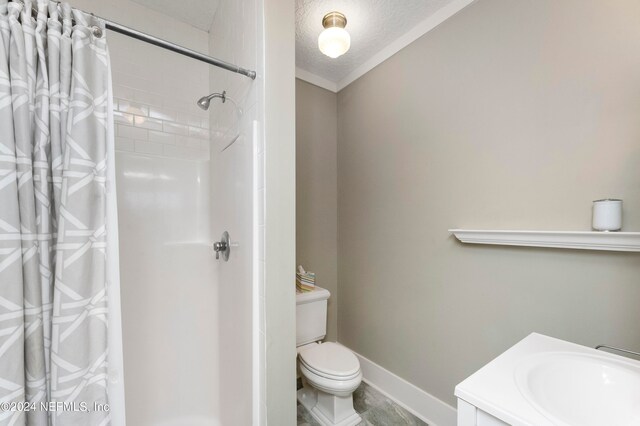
[339,343,457,426]
[336,0,477,91]
[295,67,339,93]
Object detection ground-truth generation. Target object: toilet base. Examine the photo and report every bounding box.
[297,386,361,426]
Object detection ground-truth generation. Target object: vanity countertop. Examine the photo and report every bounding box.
[454,332,640,426]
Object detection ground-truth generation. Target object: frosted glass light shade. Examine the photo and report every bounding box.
[318,27,351,58]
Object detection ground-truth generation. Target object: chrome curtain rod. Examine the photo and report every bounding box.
[104,20,256,80]
[31,3,256,80]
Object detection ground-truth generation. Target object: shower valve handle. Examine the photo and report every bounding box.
[213,242,226,259]
[213,232,230,261]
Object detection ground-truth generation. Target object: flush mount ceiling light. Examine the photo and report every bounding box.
[318,11,350,59]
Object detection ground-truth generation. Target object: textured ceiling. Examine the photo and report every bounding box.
[131,0,219,31]
[296,0,460,84]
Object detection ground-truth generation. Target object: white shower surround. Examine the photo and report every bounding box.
[130,0,220,31]
[208,0,264,423]
[69,0,218,424]
[72,0,295,425]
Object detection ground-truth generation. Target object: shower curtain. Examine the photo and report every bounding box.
[0,0,125,424]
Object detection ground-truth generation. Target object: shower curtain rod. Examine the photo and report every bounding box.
[103,19,256,80]
[32,3,257,80]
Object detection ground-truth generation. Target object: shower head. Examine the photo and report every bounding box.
[197,91,226,110]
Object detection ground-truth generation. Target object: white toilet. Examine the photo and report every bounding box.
[296,286,362,426]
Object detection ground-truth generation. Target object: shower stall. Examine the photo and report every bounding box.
[62,0,296,424]
[0,0,294,422]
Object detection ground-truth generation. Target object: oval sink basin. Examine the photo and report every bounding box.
[515,352,640,426]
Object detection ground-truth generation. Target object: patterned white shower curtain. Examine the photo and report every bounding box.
[0,0,124,424]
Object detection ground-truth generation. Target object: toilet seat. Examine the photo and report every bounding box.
[298,342,361,379]
[298,342,362,397]
[300,362,362,397]
[301,359,361,381]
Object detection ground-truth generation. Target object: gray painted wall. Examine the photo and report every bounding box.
[336,0,640,407]
[296,79,339,341]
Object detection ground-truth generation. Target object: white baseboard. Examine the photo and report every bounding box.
[338,344,456,426]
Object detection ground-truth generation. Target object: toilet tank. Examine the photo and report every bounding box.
[296,286,330,346]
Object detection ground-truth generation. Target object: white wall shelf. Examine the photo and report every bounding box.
[449,229,640,252]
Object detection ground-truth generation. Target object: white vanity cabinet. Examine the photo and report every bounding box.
[457,399,509,426]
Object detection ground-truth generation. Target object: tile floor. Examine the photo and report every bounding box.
[297,382,428,426]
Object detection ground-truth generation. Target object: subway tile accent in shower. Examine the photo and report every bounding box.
[110,55,211,161]
[115,95,210,160]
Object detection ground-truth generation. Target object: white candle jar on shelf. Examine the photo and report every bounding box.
[592,199,623,232]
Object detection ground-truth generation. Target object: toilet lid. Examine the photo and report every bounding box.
[299,342,360,379]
